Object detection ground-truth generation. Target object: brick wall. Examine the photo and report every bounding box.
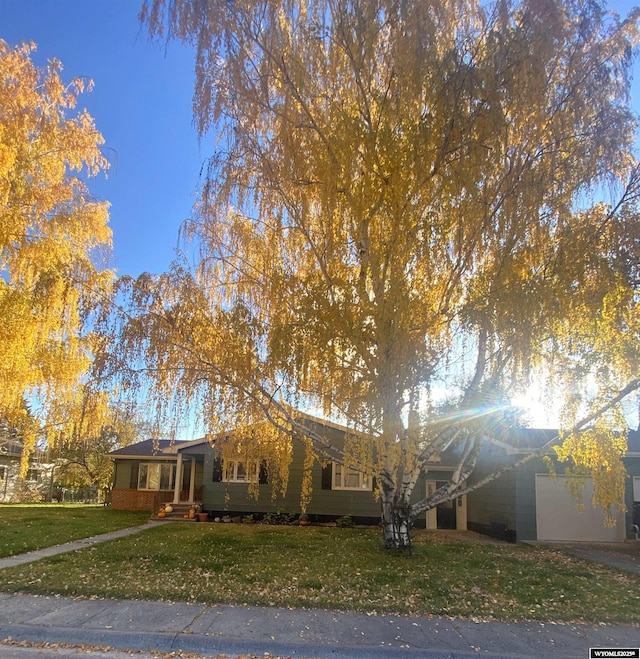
[110,488,169,511]
[111,488,203,511]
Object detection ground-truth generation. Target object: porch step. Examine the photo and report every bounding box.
[157,502,202,520]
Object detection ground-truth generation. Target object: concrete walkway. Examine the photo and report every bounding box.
[0,526,638,658]
[0,522,164,569]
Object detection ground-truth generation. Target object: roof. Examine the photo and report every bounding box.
[491,426,640,455]
[108,426,640,459]
[505,427,559,451]
[0,438,47,459]
[0,438,26,457]
[109,438,188,458]
[627,430,640,454]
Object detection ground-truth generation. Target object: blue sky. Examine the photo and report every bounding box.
[1,0,639,281]
[0,0,203,278]
[2,0,639,432]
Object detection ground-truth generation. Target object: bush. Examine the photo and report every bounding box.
[262,510,298,525]
[336,514,354,528]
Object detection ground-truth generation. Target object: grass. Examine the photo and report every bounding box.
[0,504,150,558]
[1,521,639,624]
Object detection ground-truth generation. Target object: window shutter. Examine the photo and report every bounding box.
[259,460,269,485]
[129,463,139,489]
[211,458,222,482]
[321,463,332,490]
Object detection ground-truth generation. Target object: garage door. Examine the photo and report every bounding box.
[535,474,622,542]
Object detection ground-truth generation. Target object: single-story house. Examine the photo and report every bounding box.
[109,414,470,529]
[109,419,640,542]
[0,438,53,502]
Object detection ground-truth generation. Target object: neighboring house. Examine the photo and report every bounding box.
[109,420,640,543]
[466,429,640,543]
[0,438,53,502]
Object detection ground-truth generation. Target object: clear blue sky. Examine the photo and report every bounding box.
[1,0,639,280]
[0,0,203,278]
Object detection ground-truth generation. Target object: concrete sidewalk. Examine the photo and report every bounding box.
[0,592,638,659]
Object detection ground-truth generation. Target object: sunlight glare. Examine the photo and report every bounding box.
[510,389,556,428]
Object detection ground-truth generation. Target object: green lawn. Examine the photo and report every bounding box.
[1,521,639,624]
[0,504,150,558]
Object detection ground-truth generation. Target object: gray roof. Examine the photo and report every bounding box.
[109,438,186,457]
[0,438,25,457]
[0,438,46,459]
[627,430,640,453]
[494,427,640,454]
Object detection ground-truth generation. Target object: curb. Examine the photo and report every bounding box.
[0,622,550,659]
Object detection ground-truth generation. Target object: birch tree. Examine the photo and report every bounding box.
[116,0,640,548]
[0,41,113,471]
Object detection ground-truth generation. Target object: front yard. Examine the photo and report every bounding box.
[0,515,638,624]
[0,504,149,558]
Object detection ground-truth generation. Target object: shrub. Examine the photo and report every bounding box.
[336,514,354,528]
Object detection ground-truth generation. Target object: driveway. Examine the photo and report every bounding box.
[549,541,640,575]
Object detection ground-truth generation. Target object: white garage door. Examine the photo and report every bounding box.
[535,474,622,542]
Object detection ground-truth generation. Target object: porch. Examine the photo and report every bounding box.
[151,451,204,517]
[110,447,205,514]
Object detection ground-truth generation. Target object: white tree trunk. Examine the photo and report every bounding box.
[380,486,412,551]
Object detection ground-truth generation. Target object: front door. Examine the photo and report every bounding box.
[426,480,467,530]
[435,481,456,529]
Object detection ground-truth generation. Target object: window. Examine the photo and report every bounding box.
[224,459,259,483]
[25,468,39,482]
[137,463,175,491]
[332,463,371,491]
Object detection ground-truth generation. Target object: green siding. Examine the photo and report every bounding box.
[200,432,380,519]
[514,459,544,542]
[467,447,517,538]
[113,460,133,489]
[624,456,640,539]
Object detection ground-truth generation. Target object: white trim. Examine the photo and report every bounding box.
[331,462,371,491]
[425,479,467,530]
[173,453,184,503]
[223,459,259,483]
[188,458,196,502]
[137,462,176,491]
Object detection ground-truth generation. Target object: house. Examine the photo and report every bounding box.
[109,418,384,522]
[466,428,640,543]
[109,414,471,529]
[109,418,640,542]
[0,438,53,502]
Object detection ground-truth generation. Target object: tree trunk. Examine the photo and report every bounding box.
[380,487,412,552]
